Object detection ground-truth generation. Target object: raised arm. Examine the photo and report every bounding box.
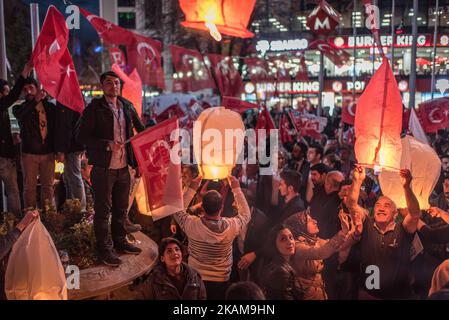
[428,207,449,225]
[174,176,202,234]
[400,169,421,234]
[228,175,251,235]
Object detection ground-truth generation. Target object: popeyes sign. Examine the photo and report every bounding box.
[329,34,449,48]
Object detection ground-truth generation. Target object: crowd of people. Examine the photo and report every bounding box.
[1,64,449,300]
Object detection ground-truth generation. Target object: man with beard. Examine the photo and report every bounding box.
[13,78,58,210]
[346,166,421,299]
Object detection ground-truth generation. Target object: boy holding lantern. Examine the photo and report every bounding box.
[346,165,421,300]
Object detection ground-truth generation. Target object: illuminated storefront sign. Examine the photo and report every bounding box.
[256,38,310,54]
[330,34,449,48]
[249,80,366,94]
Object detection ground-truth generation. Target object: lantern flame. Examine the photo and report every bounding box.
[204,6,222,41]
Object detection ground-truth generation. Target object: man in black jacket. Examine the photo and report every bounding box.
[13,77,57,210]
[278,170,305,223]
[54,103,86,211]
[76,71,145,267]
[0,62,33,216]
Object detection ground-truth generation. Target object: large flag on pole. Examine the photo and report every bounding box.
[130,118,183,221]
[32,6,84,113]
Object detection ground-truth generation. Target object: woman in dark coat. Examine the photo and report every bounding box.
[138,237,206,300]
[259,224,304,300]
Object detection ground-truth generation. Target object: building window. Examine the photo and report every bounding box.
[118,0,135,7]
[118,12,136,29]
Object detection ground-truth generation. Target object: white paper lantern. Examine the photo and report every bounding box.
[379,135,441,209]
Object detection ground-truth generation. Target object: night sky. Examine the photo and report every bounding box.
[21,0,101,44]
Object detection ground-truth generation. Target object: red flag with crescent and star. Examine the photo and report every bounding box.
[170,45,215,92]
[130,117,183,221]
[207,54,243,97]
[80,7,165,89]
[32,6,84,113]
[127,34,165,89]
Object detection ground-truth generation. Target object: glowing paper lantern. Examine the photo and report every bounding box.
[179,0,256,40]
[379,135,441,209]
[193,107,245,180]
[354,57,403,171]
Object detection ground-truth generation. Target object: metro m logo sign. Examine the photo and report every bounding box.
[306,0,341,35]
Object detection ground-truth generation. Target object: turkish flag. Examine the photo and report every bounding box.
[289,110,328,140]
[32,6,84,113]
[127,35,165,89]
[255,106,276,146]
[156,102,186,123]
[418,97,449,133]
[280,113,293,144]
[269,55,293,81]
[222,97,257,114]
[109,47,127,70]
[170,45,215,92]
[111,64,143,117]
[80,7,133,45]
[207,54,243,97]
[309,40,350,67]
[354,57,403,169]
[342,96,358,125]
[130,117,183,221]
[295,54,309,81]
[244,57,272,82]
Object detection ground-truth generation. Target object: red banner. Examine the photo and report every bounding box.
[255,106,276,146]
[280,113,294,144]
[170,45,215,92]
[127,35,165,89]
[288,110,328,140]
[309,39,350,67]
[221,97,258,114]
[112,64,142,117]
[207,54,243,97]
[244,57,272,82]
[418,97,449,133]
[80,7,133,45]
[342,95,358,125]
[295,54,309,81]
[32,6,84,113]
[108,47,127,70]
[130,118,183,221]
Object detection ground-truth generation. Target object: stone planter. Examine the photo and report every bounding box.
[68,232,158,300]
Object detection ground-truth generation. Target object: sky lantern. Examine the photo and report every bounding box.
[193,107,245,180]
[179,0,256,41]
[354,57,403,171]
[379,135,441,209]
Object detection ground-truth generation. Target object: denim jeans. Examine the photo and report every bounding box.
[0,157,21,216]
[63,152,86,211]
[21,153,55,209]
[91,166,130,256]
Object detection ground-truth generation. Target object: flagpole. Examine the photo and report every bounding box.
[431,0,439,100]
[318,51,324,116]
[0,0,7,80]
[352,0,357,102]
[390,0,395,68]
[30,3,40,79]
[409,0,418,109]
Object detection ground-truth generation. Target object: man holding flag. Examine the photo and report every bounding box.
[77,71,145,267]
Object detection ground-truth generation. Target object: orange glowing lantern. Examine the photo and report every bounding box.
[379,135,441,209]
[193,107,245,180]
[354,57,403,171]
[179,0,256,40]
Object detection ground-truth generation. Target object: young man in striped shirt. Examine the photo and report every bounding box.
[174,175,251,300]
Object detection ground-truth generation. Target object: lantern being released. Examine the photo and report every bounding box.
[179,0,256,40]
[379,136,441,209]
[354,58,403,171]
[193,107,245,180]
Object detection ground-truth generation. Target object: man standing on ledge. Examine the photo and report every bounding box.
[77,71,145,267]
